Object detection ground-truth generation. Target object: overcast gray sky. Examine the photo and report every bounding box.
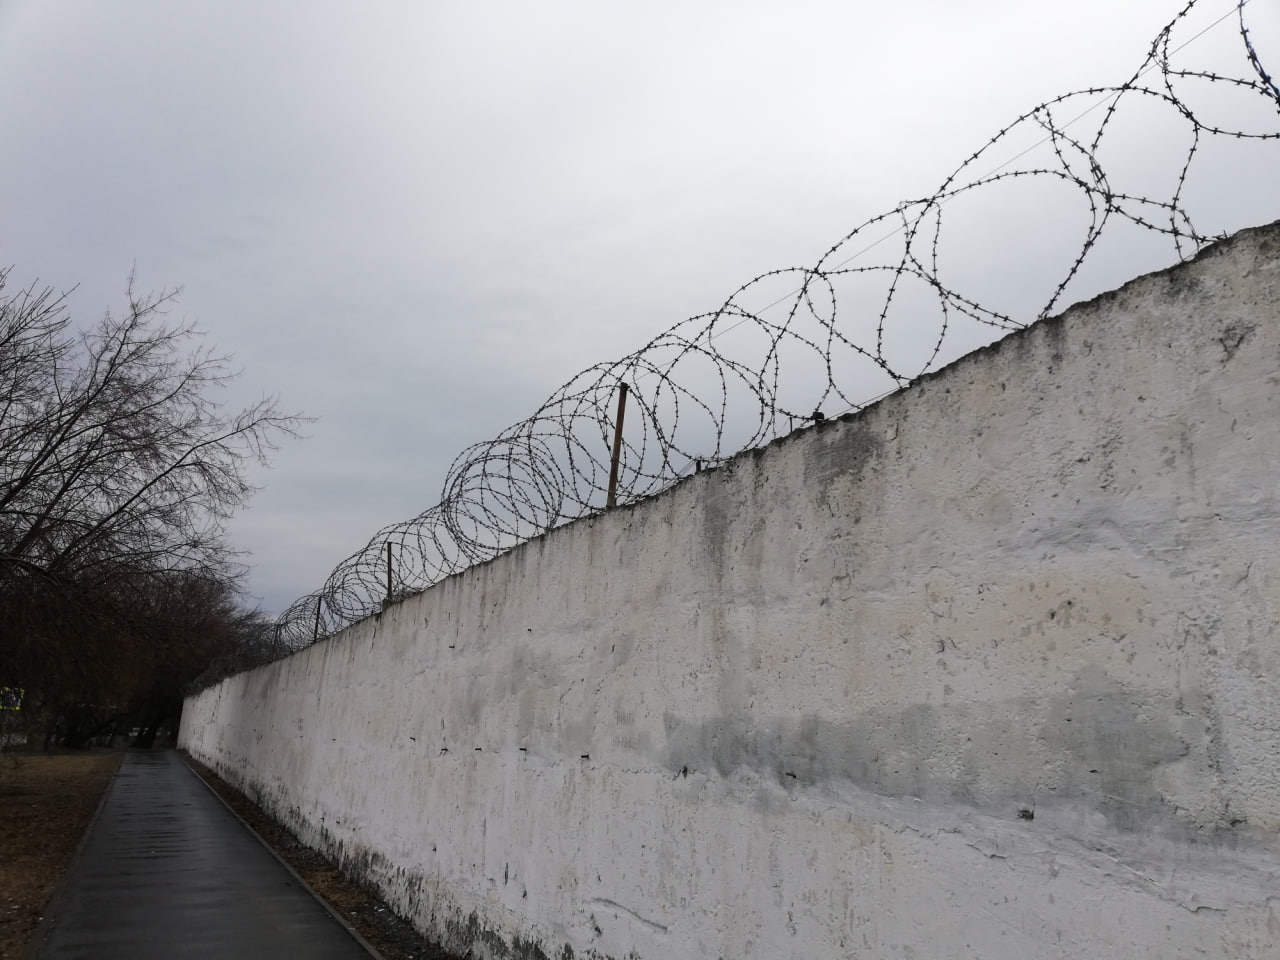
[1,0,1277,615]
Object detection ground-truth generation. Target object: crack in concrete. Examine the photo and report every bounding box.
[588,898,669,935]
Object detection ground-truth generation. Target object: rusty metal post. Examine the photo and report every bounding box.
[386,542,393,603]
[313,596,321,642]
[606,382,629,508]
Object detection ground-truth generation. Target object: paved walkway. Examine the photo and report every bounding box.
[29,749,376,959]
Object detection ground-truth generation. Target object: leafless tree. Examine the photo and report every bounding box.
[0,267,303,746]
[0,267,299,584]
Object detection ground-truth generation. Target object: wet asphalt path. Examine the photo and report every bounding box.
[29,749,375,959]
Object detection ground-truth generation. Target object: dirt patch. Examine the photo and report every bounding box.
[0,751,121,959]
[182,754,464,960]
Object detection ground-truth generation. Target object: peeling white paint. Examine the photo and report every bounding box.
[183,221,1280,960]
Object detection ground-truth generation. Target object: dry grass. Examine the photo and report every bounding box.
[0,751,121,959]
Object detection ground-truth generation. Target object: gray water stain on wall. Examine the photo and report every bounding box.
[664,664,1214,835]
[802,421,883,508]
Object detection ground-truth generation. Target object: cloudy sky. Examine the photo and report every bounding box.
[1,0,1277,616]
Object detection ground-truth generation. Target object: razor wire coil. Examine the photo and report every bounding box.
[266,0,1279,653]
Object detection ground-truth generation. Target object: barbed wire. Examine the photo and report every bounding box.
[264,0,1278,655]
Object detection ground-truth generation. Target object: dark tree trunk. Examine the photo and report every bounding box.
[131,715,167,748]
[61,713,119,749]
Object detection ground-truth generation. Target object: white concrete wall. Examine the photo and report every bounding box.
[182,222,1280,960]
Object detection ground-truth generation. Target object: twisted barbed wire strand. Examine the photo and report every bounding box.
[270,0,1279,651]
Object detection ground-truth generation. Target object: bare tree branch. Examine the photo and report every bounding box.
[0,268,306,747]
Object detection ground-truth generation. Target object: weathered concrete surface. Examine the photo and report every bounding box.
[183,221,1280,959]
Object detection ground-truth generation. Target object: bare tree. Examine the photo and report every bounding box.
[0,268,299,583]
[0,267,303,745]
